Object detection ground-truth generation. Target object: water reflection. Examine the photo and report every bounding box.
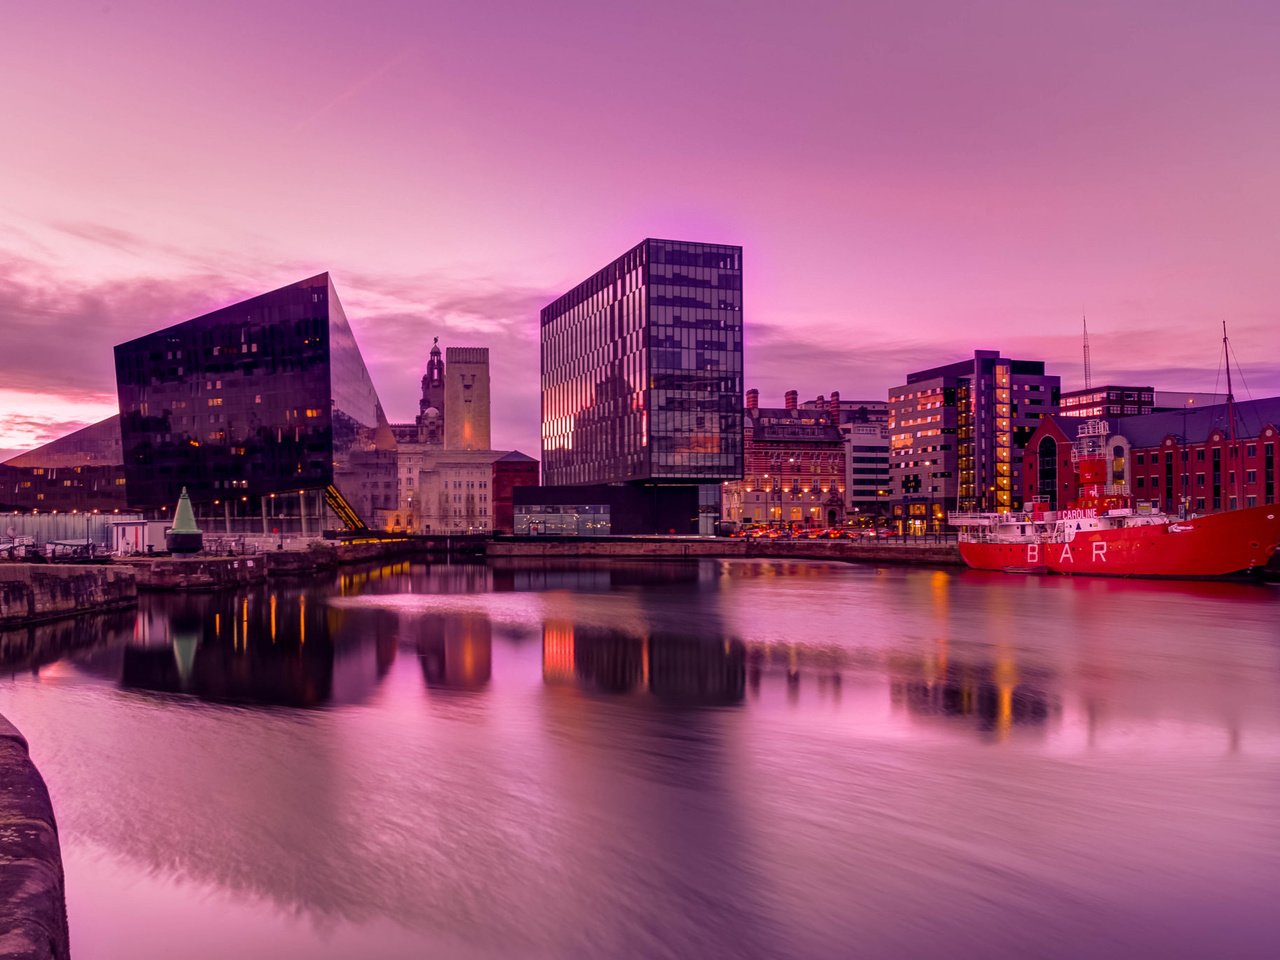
[891,652,1055,738]
[0,559,1276,960]
[0,608,133,674]
[417,613,492,690]
[111,584,402,708]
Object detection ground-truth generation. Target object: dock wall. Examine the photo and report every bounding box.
[0,716,69,960]
[117,537,457,591]
[487,537,963,566]
[0,564,137,629]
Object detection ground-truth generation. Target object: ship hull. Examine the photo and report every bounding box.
[959,505,1280,579]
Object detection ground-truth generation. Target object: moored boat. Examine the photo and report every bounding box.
[951,419,1280,578]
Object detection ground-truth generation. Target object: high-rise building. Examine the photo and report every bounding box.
[541,239,743,485]
[889,350,1058,523]
[444,347,490,451]
[536,238,743,534]
[113,273,396,531]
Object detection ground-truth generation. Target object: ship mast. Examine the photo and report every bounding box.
[1082,313,1092,391]
[1223,321,1236,442]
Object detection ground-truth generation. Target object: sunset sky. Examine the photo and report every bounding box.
[2,0,1278,458]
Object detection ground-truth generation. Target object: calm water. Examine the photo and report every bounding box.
[2,559,1278,960]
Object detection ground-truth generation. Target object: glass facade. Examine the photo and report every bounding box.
[0,415,127,513]
[541,239,743,486]
[514,503,611,537]
[114,274,395,527]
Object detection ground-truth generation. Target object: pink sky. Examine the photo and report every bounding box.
[2,0,1278,457]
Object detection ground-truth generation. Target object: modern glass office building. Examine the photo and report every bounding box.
[114,273,396,530]
[541,239,744,487]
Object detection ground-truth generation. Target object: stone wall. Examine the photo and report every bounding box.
[0,716,69,960]
[487,537,963,566]
[116,538,437,590]
[116,553,273,590]
[0,564,137,629]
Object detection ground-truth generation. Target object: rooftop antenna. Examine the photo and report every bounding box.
[1082,312,1092,391]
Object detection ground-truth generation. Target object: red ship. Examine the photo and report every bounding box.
[950,419,1280,579]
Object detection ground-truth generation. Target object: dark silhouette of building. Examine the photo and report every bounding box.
[113,273,396,531]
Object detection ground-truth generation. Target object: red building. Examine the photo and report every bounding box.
[1021,399,1280,515]
[491,451,539,534]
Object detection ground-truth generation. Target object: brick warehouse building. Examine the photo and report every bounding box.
[722,389,846,528]
[1022,397,1280,515]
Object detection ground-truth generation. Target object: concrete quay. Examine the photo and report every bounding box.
[487,536,963,566]
[114,535,479,591]
[0,716,69,960]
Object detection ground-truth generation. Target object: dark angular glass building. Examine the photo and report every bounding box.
[114,273,396,531]
[541,239,743,487]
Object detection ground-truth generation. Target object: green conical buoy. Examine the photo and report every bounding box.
[166,487,205,554]
[171,488,202,534]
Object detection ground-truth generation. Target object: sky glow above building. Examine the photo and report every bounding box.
[2,0,1278,458]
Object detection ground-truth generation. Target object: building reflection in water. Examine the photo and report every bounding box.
[1,608,134,675]
[122,589,335,707]
[118,572,403,709]
[416,612,492,690]
[890,651,1055,739]
[338,560,495,598]
[541,620,745,706]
